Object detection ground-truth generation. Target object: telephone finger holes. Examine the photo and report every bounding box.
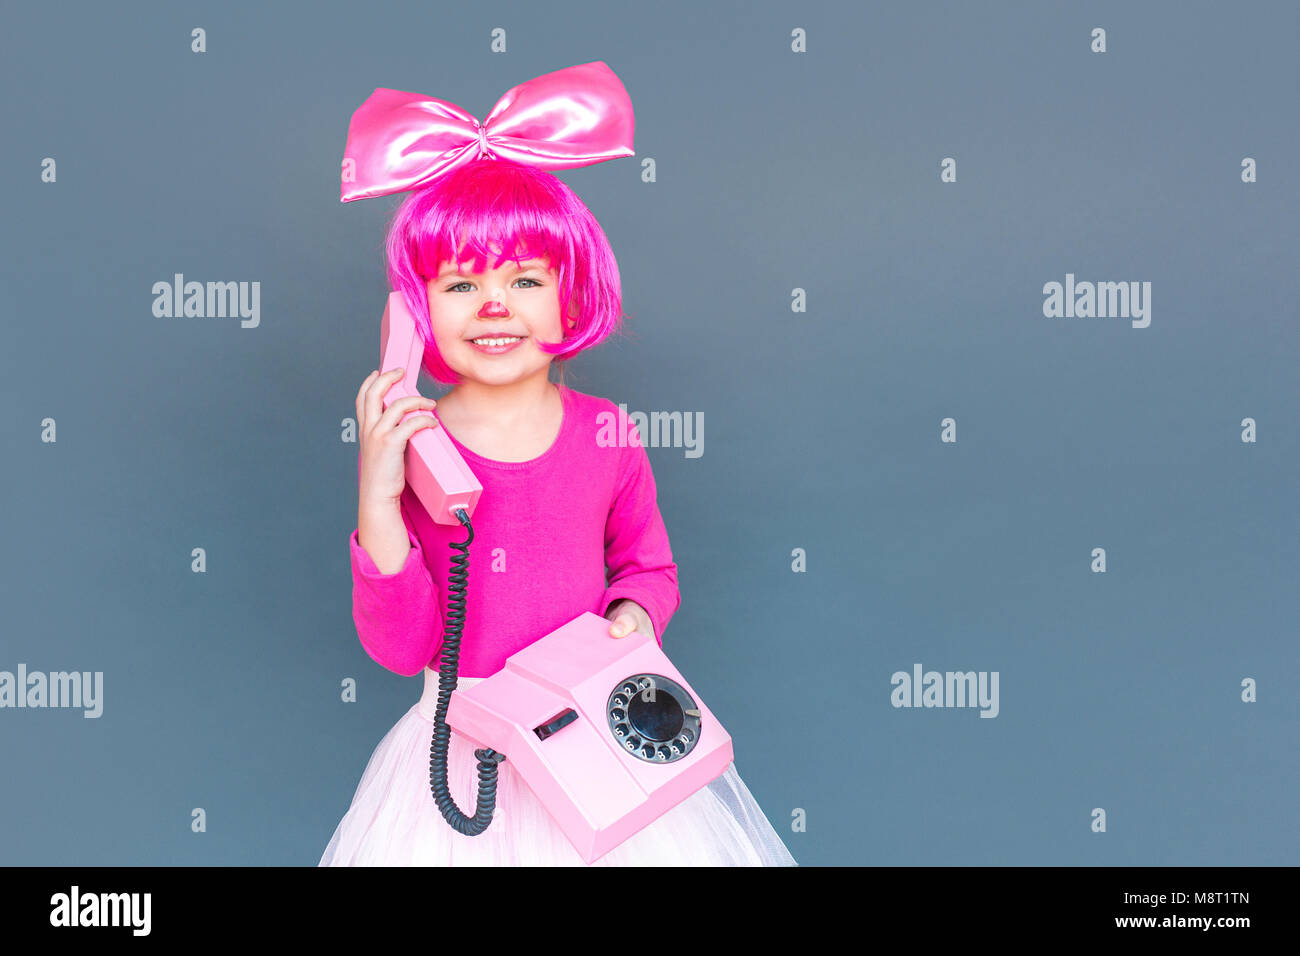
[606,674,702,764]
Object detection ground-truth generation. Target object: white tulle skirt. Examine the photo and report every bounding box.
[319,672,798,866]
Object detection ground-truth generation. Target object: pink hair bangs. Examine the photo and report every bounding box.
[384,159,625,385]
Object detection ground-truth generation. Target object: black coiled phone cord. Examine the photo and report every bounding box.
[427,507,506,835]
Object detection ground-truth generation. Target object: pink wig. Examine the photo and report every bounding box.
[384,158,625,385]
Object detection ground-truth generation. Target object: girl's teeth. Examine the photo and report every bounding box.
[473,337,522,346]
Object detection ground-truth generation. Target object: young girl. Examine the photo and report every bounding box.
[319,62,797,866]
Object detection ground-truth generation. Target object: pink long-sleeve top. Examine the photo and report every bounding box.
[349,383,682,678]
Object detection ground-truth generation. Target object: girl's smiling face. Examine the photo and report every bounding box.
[425,250,576,387]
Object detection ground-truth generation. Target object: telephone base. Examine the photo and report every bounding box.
[446,612,734,863]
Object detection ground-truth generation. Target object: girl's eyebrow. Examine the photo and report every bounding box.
[435,260,548,279]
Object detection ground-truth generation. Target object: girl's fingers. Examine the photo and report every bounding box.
[355,368,381,429]
[394,413,440,439]
[378,394,438,432]
[362,367,409,433]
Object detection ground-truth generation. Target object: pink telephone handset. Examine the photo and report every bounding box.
[379,294,482,525]
[378,291,734,864]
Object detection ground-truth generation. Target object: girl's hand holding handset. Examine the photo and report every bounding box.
[355,366,440,574]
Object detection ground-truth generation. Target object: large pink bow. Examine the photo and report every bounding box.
[340,60,635,202]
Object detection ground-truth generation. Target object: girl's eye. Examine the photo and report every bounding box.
[446,278,542,293]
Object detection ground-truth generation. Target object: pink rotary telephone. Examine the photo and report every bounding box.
[377,292,734,863]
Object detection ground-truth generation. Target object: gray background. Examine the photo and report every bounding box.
[2,0,1296,866]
